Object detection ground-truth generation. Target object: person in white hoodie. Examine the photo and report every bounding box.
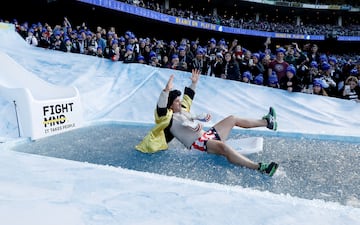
[25,28,38,46]
[136,69,279,176]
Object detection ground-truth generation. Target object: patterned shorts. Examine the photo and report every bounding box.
[190,127,221,151]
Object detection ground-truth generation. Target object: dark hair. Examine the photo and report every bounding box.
[167,89,181,108]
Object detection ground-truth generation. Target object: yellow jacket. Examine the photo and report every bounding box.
[135,92,193,153]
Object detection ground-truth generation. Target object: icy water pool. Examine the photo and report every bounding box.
[11,123,360,208]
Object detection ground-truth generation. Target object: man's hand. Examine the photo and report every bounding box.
[164,74,174,92]
[193,113,211,122]
[190,69,200,84]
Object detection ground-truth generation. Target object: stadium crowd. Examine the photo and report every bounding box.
[123,0,360,36]
[1,0,360,102]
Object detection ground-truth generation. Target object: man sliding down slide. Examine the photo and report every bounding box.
[136,69,279,176]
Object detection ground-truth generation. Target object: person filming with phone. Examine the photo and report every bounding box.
[341,75,360,102]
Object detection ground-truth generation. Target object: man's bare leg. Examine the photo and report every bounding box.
[206,139,259,170]
[206,139,279,176]
[214,115,267,141]
[213,107,276,140]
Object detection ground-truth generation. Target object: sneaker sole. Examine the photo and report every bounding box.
[270,107,277,131]
[268,163,279,177]
[270,107,277,119]
[273,121,278,131]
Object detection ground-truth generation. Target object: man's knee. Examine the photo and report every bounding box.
[226,115,236,121]
[207,140,227,155]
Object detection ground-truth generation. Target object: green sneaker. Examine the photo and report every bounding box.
[262,107,277,131]
[258,162,279,177]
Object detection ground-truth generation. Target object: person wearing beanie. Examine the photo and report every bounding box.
[317,61,337,97]
[190,47,208,75]
[241,71,252,83]
[137,55,145,64]
[312,78,328,96]
[268,71,280,88]
[123,44,136,63]
[254,74,264,85]
[279,64,302,92]
[310,61,318,69]
[267,46,289,82]
[136,69,279,177]
[25,28,38,46]
[249,52,266,82]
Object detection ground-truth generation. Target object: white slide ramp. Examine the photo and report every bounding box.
[0,23,83,140]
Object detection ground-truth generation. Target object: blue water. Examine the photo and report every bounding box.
[11,122,360,207]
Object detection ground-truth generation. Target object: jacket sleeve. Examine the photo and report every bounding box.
[135,109,173,153]
[181,86,195,112]
[135,85,196,153]
[156,90,169,117]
